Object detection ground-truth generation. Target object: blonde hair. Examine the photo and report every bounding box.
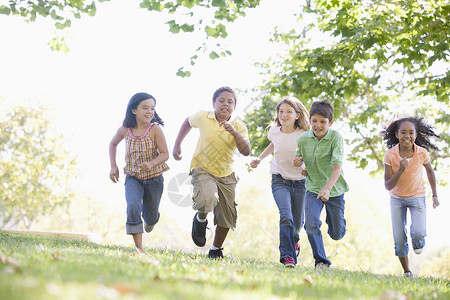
[273,96,310,131]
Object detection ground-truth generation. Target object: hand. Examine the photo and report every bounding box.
[432,195,440,209]
[110,167,119,183]
[140,161,154,171]
[293,156,303,167]
[317,187,330,202]
[173,145,183,160]
[399,157,409,171]
[220,121,237,135]
[250,158,261,168]
[301,168,308,177]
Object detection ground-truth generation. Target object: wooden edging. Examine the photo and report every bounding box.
[5,229,101,243]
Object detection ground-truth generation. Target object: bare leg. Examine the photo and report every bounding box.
[398,255,410,272]
[213,226,229,248]
[132,233,143,251]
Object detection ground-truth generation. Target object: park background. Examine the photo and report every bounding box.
[1,0,448,279]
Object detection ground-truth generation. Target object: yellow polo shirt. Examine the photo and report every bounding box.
[189,110,249,177]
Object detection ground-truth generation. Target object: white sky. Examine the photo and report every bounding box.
[1,0,448,250]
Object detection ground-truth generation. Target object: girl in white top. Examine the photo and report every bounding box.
[251,96,310,267]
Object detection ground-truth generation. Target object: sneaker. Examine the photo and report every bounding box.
[414,248,423,255]
[295,243,300,257]
[191,213,208,247]
[144,223,154,233]
[404,271,414,278]
[315,262,330,270]
[282,257,295,268]
[208,248,224,259]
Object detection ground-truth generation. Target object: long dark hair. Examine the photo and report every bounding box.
[382,117,440,150]
[122,92,164,128]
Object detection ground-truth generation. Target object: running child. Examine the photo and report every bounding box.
[293,99,349,270]
[250,96,310,268]
[172,86,250,259]
[383,116,440,278]
[109,92,169,252]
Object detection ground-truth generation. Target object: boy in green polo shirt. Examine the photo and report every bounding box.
[293,99,349,270]
[172,86,250,259]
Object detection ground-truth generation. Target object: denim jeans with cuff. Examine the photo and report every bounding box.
[124,174,164,234]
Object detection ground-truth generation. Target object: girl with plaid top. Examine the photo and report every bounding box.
[109,92,169,252]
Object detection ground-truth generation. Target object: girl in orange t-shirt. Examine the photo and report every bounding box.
[383,117,440,278]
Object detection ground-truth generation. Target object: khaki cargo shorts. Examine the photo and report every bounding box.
[190,167,238,230]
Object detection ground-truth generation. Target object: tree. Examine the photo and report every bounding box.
[0,0,109,52]
[1,0,260,74]
[3,0,449,172]
[245,0,449,175]
[0,104,78,229]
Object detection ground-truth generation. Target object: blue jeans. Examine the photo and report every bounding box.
[390,195,426,257]
[304,191,346,266]
[124,174,164,234]
[271,174,306,264]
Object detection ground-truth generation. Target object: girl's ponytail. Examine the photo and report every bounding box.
[152,112,164,127]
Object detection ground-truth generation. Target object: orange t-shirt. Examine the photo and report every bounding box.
[384,144,430,198]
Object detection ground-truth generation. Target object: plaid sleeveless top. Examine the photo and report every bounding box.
[124,124,169,180]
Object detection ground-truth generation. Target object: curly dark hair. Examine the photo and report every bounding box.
[382,117,440,150]
[122,92,164,128]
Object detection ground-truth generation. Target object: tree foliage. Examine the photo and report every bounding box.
[1,0,259,74]
[1,0,110,52]
[246,0,449,175]
[0,105,78,229]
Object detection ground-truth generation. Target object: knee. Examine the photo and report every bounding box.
[127,203,141,216]
[279,214,293,226]
[305,219,320,233]
[329,227,346,240]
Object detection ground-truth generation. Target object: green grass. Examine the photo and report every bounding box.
[0,231,448,299]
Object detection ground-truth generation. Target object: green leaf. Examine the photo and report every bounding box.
[0,5,11,15]
[209,51,220,59]
[176,67,191,77]
[180,23,195,32]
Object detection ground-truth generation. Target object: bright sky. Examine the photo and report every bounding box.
[1,0,448,251]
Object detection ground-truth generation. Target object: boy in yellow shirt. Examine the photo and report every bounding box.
[173,86,250,259]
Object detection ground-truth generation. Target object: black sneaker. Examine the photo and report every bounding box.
[208,248,224,259]
[191,213,208,247]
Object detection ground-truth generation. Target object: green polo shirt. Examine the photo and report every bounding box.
[295,129,349,197]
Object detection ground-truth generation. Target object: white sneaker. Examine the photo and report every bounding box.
[404,271,414,278]
[144,223,154,233]
[414,248,423,255]
[315,262,330,270]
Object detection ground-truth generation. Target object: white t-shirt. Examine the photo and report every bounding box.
[268,126,306,181]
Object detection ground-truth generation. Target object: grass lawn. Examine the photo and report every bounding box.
[0,230,448,299]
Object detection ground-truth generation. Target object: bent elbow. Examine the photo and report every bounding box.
[384,183,392,191]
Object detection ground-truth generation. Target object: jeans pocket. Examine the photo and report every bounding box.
[152,175,164,183]
[271,174,284,184]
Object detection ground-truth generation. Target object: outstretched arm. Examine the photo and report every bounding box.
[109,126,126,183]
[172,118,192,160]
[250,143,274,168]
[424,161,439,208]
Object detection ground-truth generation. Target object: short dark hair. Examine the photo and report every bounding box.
[122,92,164,128]
[309,99,334,122]
[212,86,237,103]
